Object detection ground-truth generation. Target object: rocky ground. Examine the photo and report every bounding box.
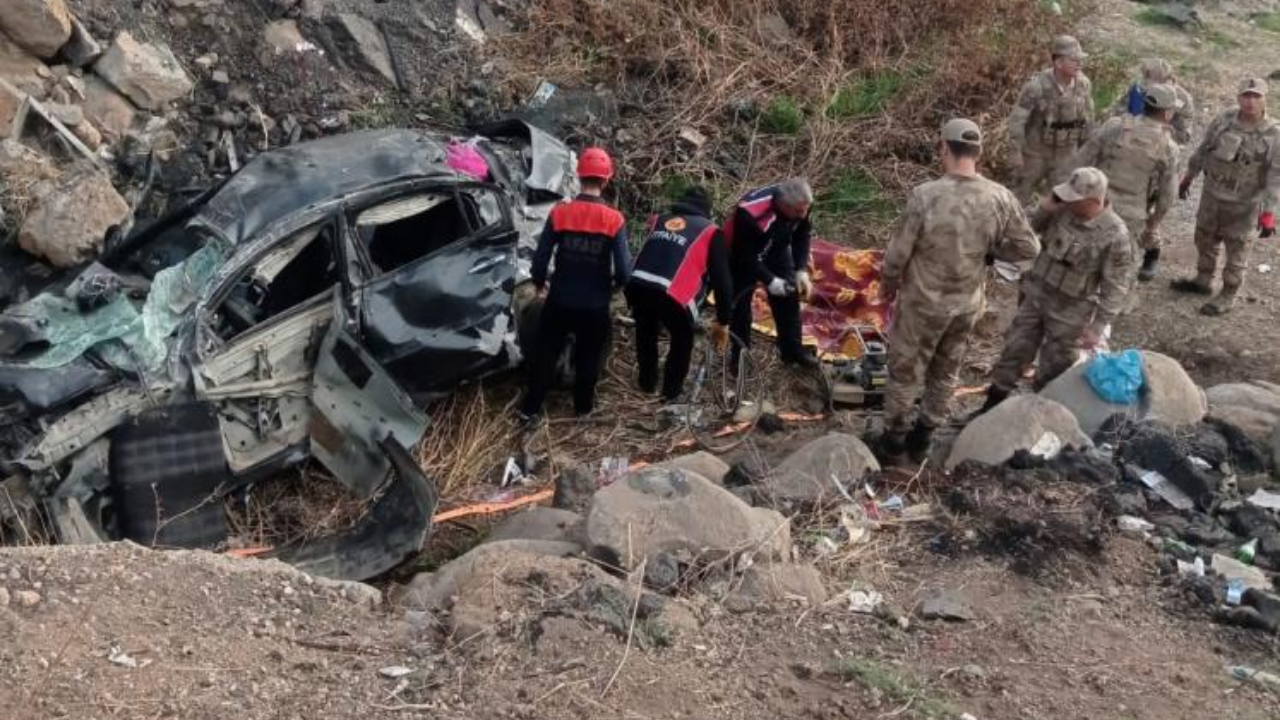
[3,0,1280,719]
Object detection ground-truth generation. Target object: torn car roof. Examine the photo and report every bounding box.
[190,129,454,246]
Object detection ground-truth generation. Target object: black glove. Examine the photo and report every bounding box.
[1178,176,1192,201]
[984,252,995,266]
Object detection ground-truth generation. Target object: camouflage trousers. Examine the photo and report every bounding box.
[990,281,1093,392]
[1013,146,1077,206]
[884,304,980,433]
[1194,194,1256,290]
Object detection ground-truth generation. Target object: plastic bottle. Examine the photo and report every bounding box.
[1236,538,1259,565]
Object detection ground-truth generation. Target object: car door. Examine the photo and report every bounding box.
[348,184,521,395]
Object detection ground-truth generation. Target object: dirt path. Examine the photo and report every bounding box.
[1086,0,1280,387]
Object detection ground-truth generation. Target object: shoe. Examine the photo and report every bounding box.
[1200,286,1238,316]
[1137,249,1160,282]
[1170,277,1213,295]
[873,431,909,466]
[904,421,935,465]
[781,353,819,369]
[974,385,1010,418]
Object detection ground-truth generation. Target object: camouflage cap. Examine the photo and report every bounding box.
[1141,57,1173,82]
[941,118,983,146]
[1051,35,1087,59]
[1054,167,1108,203]
[1143,84,1178,110]
[1238,77,1268,96]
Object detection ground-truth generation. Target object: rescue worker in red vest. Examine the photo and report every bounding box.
[724,178,817,369]
[626,186,734,401]
[519,147,631,420]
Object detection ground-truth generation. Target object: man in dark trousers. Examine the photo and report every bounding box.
[626,186,734,401]
[519,147,630,420]
[724,178,817,369]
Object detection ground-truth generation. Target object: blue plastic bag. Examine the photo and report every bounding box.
[1125,83,1146,115]
[1084,349,1145,405]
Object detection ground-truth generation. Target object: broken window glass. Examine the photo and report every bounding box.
[355,187,507,276]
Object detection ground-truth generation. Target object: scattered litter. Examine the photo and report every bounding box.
[900,502,934,522]
[960,714,980,720]
[1211,554,1270,591]
[1029,431,1063,459]
[849,588,884,614]
[1235,538,1258,566]
[1188,456,1212,470]
[678,126,707,148]
[1226,579,1246,606]
[916,589,975,622]
[379,666,414,679]
[1246,489,1280,510]
[1176,557,1205,577]
[1117,515,1155,534]
[1084,349,1144,404]
[108,646,140,669]
[500,456,527,488]
[878,495,904,513]
[527,80,557,109]
[814,536,840,557]
[1138,469,1195,511]
[598,456,629,486]
[1259,264,1272,274]
[1227,665,1280,691]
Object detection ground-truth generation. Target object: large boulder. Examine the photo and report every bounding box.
[0,34,50,99]
[947,395,1090,469]
[1039,351,1205,438]
[18,164,128,267]
[93,32,193,110]
[1209,405,1279,448]
[61,17,103,68]
[1207,382,1280,418]
[760,433,879,507]
[81,75,138,141]
[585,467,791,571]
[656,451,730,485]
[0,0,73,59]
[483,506,582,546]
[727,562,827,611]
[330,13,397,85]
[400,539,580,614]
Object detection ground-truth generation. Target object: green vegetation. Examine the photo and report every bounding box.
[813,167,899,237]
[1088,50,1139,113]
[1204,28,1241,50]
[826,70,906,119]
[759,96,805,135]
[1252,12,1280,33]
[835,658,958,719]
[1133,8,1177,28]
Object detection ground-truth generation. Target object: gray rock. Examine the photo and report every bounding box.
[1040,351,1205,437]
[259,20,306,66]
[331,13,397,85]
[729,562,826,610]
[13,589,40,607]
[1207,382,1280,418]
[400,539,581,613]
[93,32,193,110]
[18,164,129,268]
[584,467,791,571]
[552,464,595,512]
[915,589,974,622]
[762,433,878,507]
[61,17,103,67]
[0,588,9,607]
[81,75,137,141]
[643,551,681,593]
[483,506,582,546]
[1209,405,1279,447]
[0,0,73,59]
[657,451,730,485]
[946,395,1090,469]
[0,33,50,99]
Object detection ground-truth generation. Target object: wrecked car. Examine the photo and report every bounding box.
[0,122,577,580]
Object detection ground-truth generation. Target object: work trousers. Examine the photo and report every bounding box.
[990,281,1094,393]
[728,275,803,367]
[626,284,696,400]
[1014,146,1077,206]
[520,301,611,416]
[883,304,979,434]
[1194,193,1256,290]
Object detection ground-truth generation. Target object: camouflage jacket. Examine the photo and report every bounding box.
[1028,205,1132,327]
[883,174,1040,316]
[1007,69,1095,156]
[1069,114,1179,231]
[1109,82,1195,145]
[1186,109,1280,213]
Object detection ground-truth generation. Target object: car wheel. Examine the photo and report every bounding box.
[109,402,231,548]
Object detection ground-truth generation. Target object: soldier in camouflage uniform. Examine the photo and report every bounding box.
[1007,35,1096,205]
[876,119,1040,464]
[980,168,1133,412]
[1110,58,1195,146]
[1171,78,1280,315]
[1070,84,1180,283]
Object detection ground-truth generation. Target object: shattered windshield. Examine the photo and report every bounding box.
[12,237,229,373]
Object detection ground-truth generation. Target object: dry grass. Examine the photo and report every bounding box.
[498,0,1064,240]
[0,155,60,237]
[416,383,524,498]
[225,467,372,549]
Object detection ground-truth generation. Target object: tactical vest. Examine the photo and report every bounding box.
[1031,217,1110,300]
[631,211,718,312]
[1204,115,1278,201]
[1102,116,1170,218]
[1033,72,1091,150]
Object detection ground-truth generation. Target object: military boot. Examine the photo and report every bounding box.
[904,421,936,465]
[976,385,1011,417]
[873,429,909,466]
[1137,249,1160,282]
[1170,273,1213,295]
[1200,284,1239,316]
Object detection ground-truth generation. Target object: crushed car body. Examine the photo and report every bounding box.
[0,122,578,581]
